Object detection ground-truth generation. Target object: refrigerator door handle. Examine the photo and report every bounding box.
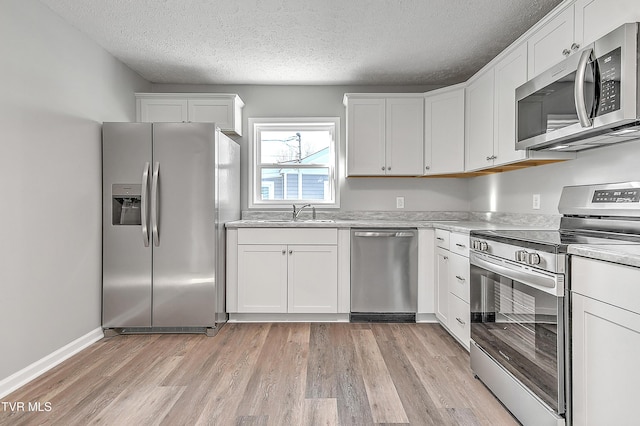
[141,162,150,247]
[151,161,160,247]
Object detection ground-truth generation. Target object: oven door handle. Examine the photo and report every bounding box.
[471,253,562,296]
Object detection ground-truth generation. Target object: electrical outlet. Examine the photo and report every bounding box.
[532,194,541,210]
[396,196,405,209]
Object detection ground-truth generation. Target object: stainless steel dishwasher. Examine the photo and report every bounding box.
[350,228,418,322]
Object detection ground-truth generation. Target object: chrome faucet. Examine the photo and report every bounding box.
[292,204,312,221]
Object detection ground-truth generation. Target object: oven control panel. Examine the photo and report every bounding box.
[471,239,488,252]
[592,188,640,203]
[515,250,541,266]
[470,237,564,274]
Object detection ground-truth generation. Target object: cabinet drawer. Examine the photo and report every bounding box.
[449,252,470,303]
[572,256,640,314]
[449,232,469,257]
[448,293,470,350]
[435,229,450,249]
[238,228,338,245]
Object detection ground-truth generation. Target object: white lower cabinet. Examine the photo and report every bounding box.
[287,245,338,313]
[435,247,449,324]
[448,292,470,346]
[230,228,339,314]
[434,229,470,350]
[237,245,288,313]
[572,256,640,425]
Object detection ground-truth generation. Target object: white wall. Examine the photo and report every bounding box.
[469,139,640,215]
[0,0,150,383]
[153,84,471,212]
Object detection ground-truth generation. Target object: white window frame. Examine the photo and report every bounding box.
[248,117,340,209]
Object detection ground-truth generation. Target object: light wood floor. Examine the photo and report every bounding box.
[1,323,518,426]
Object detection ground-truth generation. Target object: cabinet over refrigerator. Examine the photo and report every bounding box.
[102,122,240,336]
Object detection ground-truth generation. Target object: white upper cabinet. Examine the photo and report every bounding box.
[494,43,529,166]
[423,85,465,175]
[528,4,576,78]
[465,69,495,171]
[345,94,424,176]
[138,97,188,123]
[346,97,386,176]
[575,0,640,46]
[386,98,425,175]
[528,0,640,79]
[466,41,574,172]
[136,93,244,136]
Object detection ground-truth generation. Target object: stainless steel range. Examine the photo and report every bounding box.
[469,182,640,426]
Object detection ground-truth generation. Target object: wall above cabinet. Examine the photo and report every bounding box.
[135,93,244,136]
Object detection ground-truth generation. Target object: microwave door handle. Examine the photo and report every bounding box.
[575,47,594,128]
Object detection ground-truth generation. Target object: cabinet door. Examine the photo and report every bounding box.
[494,43,528,166]
[435,247,449,324]
[288,245,338,313]
[386,98,424,175]
[527,4,575,78]
[572,293,640,425]
[188,99,233,130]
[139,98,188,122]
[465,69,495,171]
[575,0,640,47]
[424,88,465,175]
[346,98,386,176]
[237,245,288,313]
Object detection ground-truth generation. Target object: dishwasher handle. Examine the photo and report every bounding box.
[354,231,415,238]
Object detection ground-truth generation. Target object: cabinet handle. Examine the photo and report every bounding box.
[456,317,466,326]
[455,243,466,248]
[455,275,466,282]
[381,166,386,171]
[387,166,391,171]
[562,48,571,57]
[436,237,444,241]
[425,166,430,170]
[571,43,580,51]
[289,250,293,255]
[282,250,286,255]
[444,256,449,260]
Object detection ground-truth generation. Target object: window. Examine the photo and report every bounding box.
[249,117,339,208]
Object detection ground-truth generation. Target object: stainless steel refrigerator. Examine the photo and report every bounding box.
[102,122,240,336]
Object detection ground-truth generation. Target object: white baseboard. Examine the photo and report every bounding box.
[0,327,104,399]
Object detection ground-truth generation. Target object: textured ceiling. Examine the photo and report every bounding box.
[39,0,563,86]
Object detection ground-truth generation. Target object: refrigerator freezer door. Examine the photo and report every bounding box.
[102,123,153,327]
[151,123,217,327]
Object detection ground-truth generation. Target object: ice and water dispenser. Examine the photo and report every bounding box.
[112,184,142,225]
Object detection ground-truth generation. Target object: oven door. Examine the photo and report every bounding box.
[470,252,565,415]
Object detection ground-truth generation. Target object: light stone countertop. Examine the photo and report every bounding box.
[225,219,435,229]
[568,244,640,269]
[225,219,556,234]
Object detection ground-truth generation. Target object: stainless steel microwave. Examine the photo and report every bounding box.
[516,23,640,151]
